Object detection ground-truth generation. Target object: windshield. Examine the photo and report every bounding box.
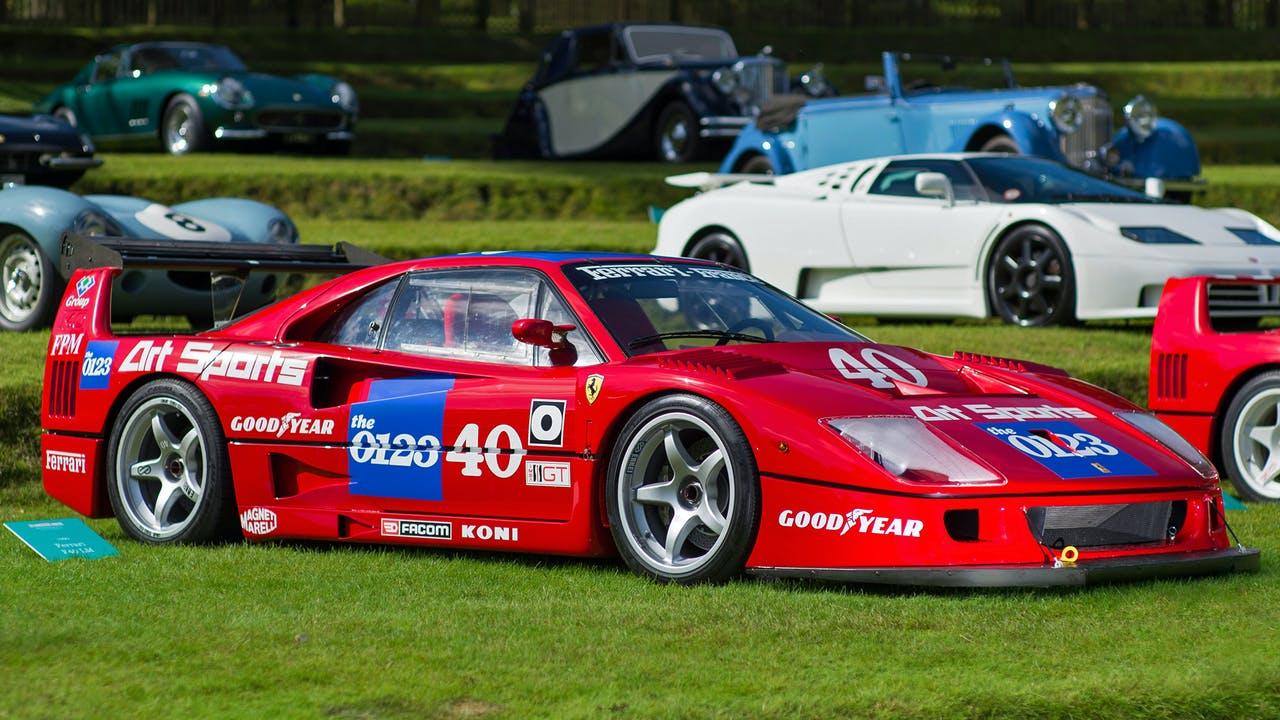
[624,26,736,63]
[565,262,863,356]
[965,157,1158,204]
[896,53,1014,95]
[131,44,246,74]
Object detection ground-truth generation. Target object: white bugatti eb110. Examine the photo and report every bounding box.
[654,153,1280,326]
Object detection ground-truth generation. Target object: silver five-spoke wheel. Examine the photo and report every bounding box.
[607,395,759,583]
[0,232,41,326]
[1223,373,1280,502]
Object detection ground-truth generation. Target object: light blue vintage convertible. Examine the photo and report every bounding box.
[0,184,299,331]
[719,52,1200,194]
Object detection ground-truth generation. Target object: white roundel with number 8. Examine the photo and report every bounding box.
[829,347,928,389]
[134,203,232,242]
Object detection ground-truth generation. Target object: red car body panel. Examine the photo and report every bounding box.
[1150,275,1280,461]
[41,255,1257,585]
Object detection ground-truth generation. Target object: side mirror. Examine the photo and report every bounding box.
[864,74,887,92]
[512,318,578,366]
[1144,177,1166,199]
[914,172,954,206]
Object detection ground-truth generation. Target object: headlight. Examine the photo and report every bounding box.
[79,133,95,153]
[1116,411,1216,479]
[209,76,254,109]
[71,209,124,237]
[799,63,829,97]
[710,67,738,95]
[1048,94,1083,134]
[267,217,298,244]
[1123,95,1158,142]
[1120,226,1198,245]
[330,81,358,112]
[824,417,1000,484]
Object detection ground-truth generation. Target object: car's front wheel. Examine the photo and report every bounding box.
[0,229,59,332]
[1221,371,1280,502]
[161,94,209,155]
[738,154,775,175]
[606,394,760,584]
[686,230,749,271]
[979,133,1020,154]
[986,224,1076,326]
[107,379,238,543]
[654,101,701,163]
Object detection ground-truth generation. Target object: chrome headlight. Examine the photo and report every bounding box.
[1048,95,1083,134]
[799,63,829,97]
[1123,95,1158,142]
[330,81,358,112]
[1116,411,1216,479]
[79,133,95,153]
[267,217,298,244]
[711,67,738,95]
[71,208,124,237]
[209,76,254,109]
[824,417,1000,484]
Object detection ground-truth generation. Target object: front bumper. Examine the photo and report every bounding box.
[1074,251,1280,320]
[751,546,1260,587]
[699,115,751,139]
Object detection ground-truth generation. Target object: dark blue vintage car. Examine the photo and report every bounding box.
[719,52,1200,193]
[0,113,101,188]
[494,23,830,163]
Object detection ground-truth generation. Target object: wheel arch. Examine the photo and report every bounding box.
[1209,362,1280,472]
[681,224,740,252]
[978,219,1073,317]
[965,123,1012,152]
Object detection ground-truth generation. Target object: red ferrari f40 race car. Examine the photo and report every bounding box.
[41,236,1258,586]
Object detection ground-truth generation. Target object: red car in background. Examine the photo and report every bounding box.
[40,237,1258,586]
[1151,275,1280,502]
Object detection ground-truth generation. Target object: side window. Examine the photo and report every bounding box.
[319,280,399,349]
[573,29,616,74]
[128,47,178,78]
[92,51,122,83]
[536,35,574,86]
[535,288,602,367]
[383,269,538,365]
[868,160,981,202]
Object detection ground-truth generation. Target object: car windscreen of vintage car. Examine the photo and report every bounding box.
[564,261,864,355]
[966,157,1159,204]
[895,53,1015,94]
[132,43,247,74]
[624,26,736,63]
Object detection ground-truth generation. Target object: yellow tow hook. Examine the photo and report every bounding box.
[1055,545,1080,568]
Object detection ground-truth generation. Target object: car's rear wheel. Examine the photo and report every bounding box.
[986,224,1076,327]
[0,230,58,332]
[738,154,775,175]
[979,133,1020,154]
[686,230,749,272]
[654,101,701,163]
[161,94,209,156]
[606,394,760,584]
[52,106,78,127]
[107,379,237,543]
[1221,371,1280,502]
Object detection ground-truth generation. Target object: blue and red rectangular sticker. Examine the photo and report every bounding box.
[978,421,1154,479]
[347,377,454,501]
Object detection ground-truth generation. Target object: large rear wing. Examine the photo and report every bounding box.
[57,233,389,329]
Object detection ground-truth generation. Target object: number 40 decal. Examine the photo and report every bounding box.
[828,347,928,389]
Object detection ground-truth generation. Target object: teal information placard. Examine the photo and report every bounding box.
[4,518,118,562]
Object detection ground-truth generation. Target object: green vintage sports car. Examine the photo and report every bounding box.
[36,42,357,155]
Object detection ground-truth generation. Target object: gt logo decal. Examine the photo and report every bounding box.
[528,399,566,447]
[980,421,1154,479]
[829,347,927,389]
[79,340,117,390]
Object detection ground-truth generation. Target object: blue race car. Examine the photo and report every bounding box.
[0,186,299,331]
[720,52,1200,195]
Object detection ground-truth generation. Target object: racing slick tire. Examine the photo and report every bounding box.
[0,229,59,331]
[107,378,238,543]
[1221,371,1280,502]
[979,134,1020,154]
[606,394,760,584]
[985,223,1077,327]
[654,101,702,163]
[738,154,775,175]
[161,94,210,155]
[686,230,750,272]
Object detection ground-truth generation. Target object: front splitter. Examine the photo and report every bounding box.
[749,546,1261,588]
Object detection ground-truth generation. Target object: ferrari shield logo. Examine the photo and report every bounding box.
[584,374,604,405]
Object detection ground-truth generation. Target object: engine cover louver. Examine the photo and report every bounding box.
[655,349,786,380]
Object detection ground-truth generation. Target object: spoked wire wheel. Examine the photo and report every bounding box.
[987,225,1075,326]
[0,232,43,326]
[607,395,759,583]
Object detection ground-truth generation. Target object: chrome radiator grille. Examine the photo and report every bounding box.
[737,57,789,110]
[1059,95,1112,169]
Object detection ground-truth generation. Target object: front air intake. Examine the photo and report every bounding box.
[1026,501,1184,548]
